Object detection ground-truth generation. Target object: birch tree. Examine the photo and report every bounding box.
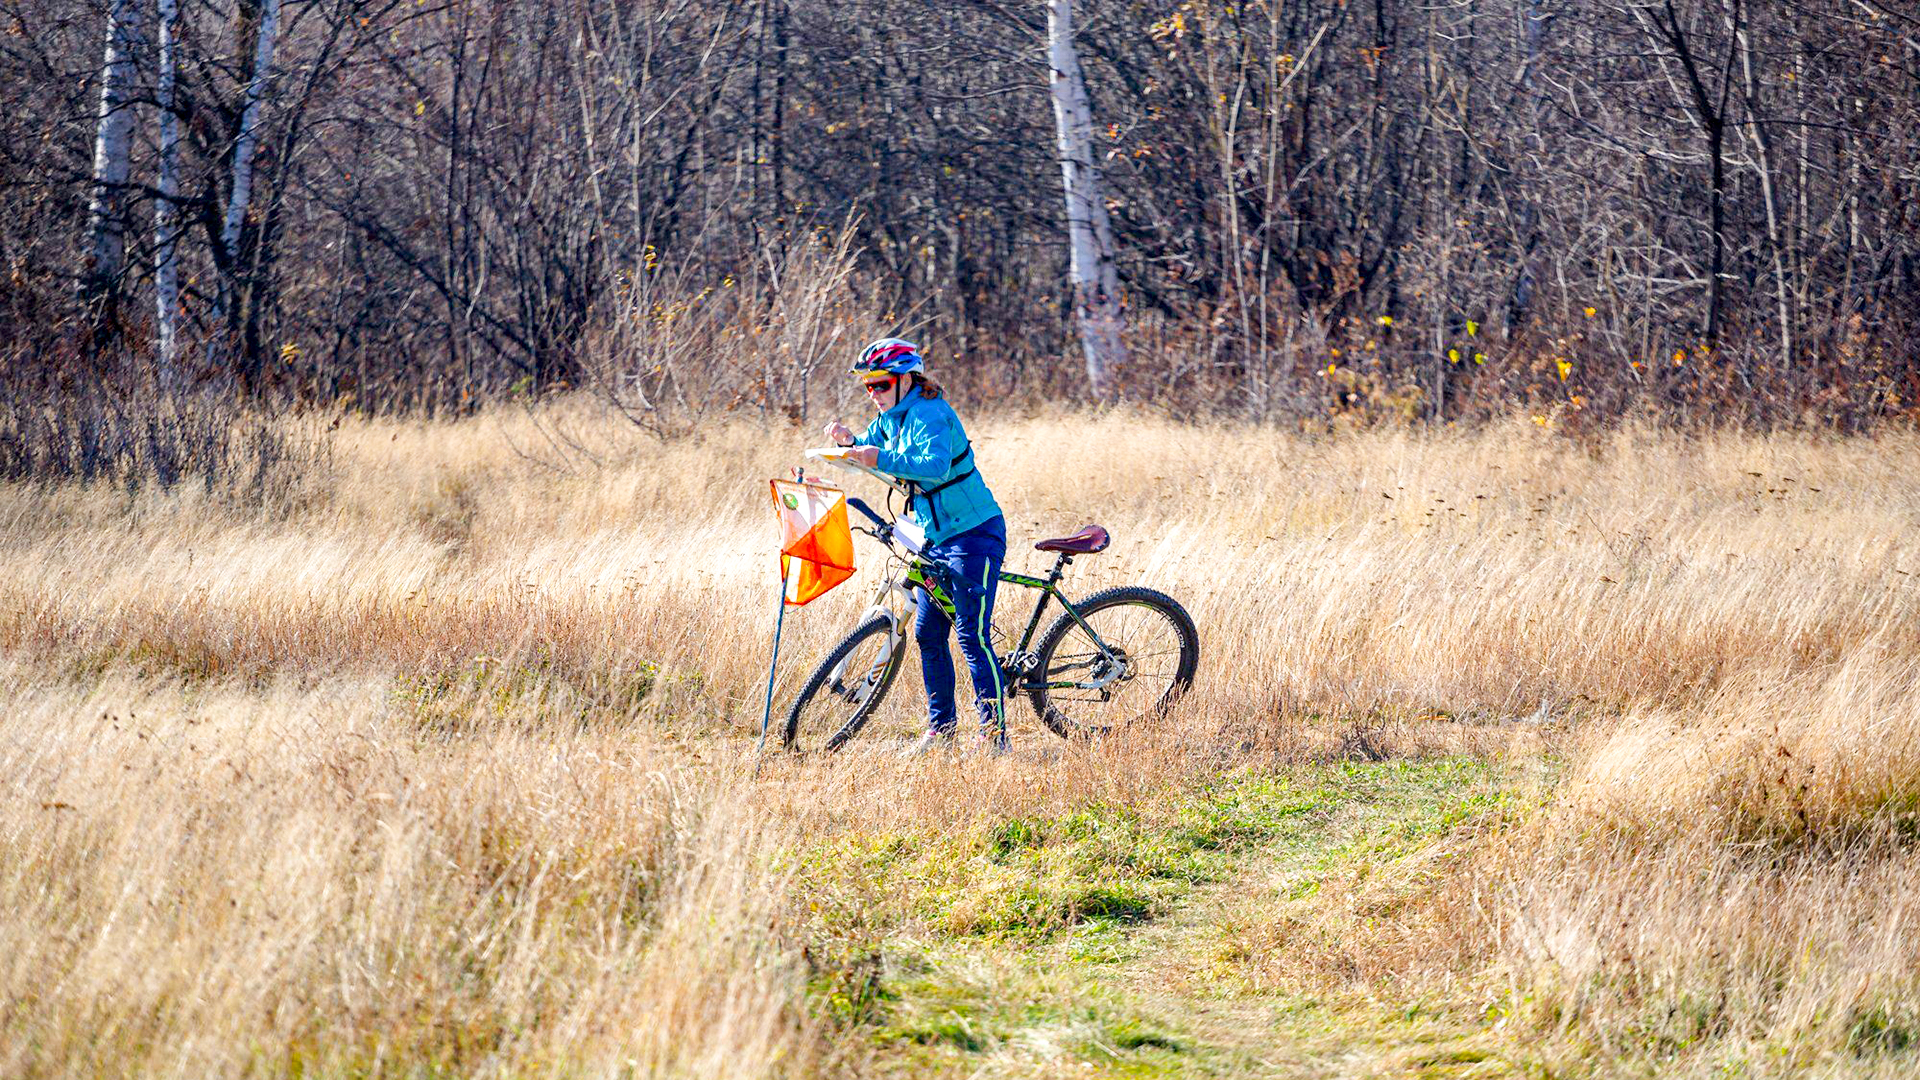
[214,0,280,367]
[1046,0,1128,398]
[81,0,142,316]
[154,0,181,379]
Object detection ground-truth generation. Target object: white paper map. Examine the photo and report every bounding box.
[803,446,907,492]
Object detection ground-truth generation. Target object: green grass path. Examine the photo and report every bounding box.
[805,758,1537,1078]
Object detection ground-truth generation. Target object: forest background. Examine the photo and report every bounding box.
[3,0,1916,435]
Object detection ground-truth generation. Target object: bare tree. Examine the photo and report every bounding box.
[81,0,142,322]
[1632,0,1737,346]
[1047,0,1127,398]
[154,0,181,380]
[213,0,280,367]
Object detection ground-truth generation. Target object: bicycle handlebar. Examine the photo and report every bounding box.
[845,495,926,556]
[846,496,888,530]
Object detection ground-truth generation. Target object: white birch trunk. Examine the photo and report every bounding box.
[212,0,279,367]
[222,0,280,268]
[1046,0,1127,399]
[155,0,181,379]
[84,0,142,303]
[1733,14,1794,371]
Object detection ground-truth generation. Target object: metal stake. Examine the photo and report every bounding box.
[757,562,790,755]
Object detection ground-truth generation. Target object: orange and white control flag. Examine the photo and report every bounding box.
[769,479,855,605]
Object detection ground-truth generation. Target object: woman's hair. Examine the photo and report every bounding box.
[911,372,944,399]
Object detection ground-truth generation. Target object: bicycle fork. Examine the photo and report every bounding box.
[826,576,915,701]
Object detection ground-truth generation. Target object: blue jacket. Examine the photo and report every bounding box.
[855,386,1002,545]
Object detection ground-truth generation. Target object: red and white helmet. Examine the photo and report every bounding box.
[852,338,924,378]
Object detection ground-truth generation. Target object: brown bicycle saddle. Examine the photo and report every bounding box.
[1033,525,1111,554]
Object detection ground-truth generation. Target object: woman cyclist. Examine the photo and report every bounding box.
[824,338,1009,755]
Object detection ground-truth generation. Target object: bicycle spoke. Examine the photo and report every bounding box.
[1050,668,1175,696]
[785,617,907,752]
[1031,591,1195,736]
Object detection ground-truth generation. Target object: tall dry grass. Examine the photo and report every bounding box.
[0,671,811,1077]
[2,399,1916,1075]
[1479,650,1920,1073]
[8,404,1912,724]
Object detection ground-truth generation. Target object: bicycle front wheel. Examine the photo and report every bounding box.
[1028,586,1199,738]
[781,615,905,752]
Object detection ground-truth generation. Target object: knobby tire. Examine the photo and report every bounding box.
[1028,585,1199,739]
[781,615,904,752]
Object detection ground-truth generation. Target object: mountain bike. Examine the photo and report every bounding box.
[778,488,1199,753]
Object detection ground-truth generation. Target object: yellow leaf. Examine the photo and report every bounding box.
[1466,320,1478,336]
[1556,359,1572,381]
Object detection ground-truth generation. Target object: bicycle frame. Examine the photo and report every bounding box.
[858,546,1127,695]
[827,492,1129,697]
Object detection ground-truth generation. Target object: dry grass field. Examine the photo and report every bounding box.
[3,400,1916,1078]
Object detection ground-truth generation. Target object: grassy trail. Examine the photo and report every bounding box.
[841,754,1532,1078]
[1097,808,1508,1079]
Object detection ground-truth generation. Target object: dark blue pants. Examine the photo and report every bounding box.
[913,516,1008,734]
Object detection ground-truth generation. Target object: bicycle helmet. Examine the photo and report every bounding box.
[852,337,924,378]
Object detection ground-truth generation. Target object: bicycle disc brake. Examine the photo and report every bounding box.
[1082,645,1131,692]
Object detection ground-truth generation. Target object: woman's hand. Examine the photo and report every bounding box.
[848,445,879,468]
[824,421,855,447]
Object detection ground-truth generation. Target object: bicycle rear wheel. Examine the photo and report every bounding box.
[1027,586,1198,738]
[781,615,905,752]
